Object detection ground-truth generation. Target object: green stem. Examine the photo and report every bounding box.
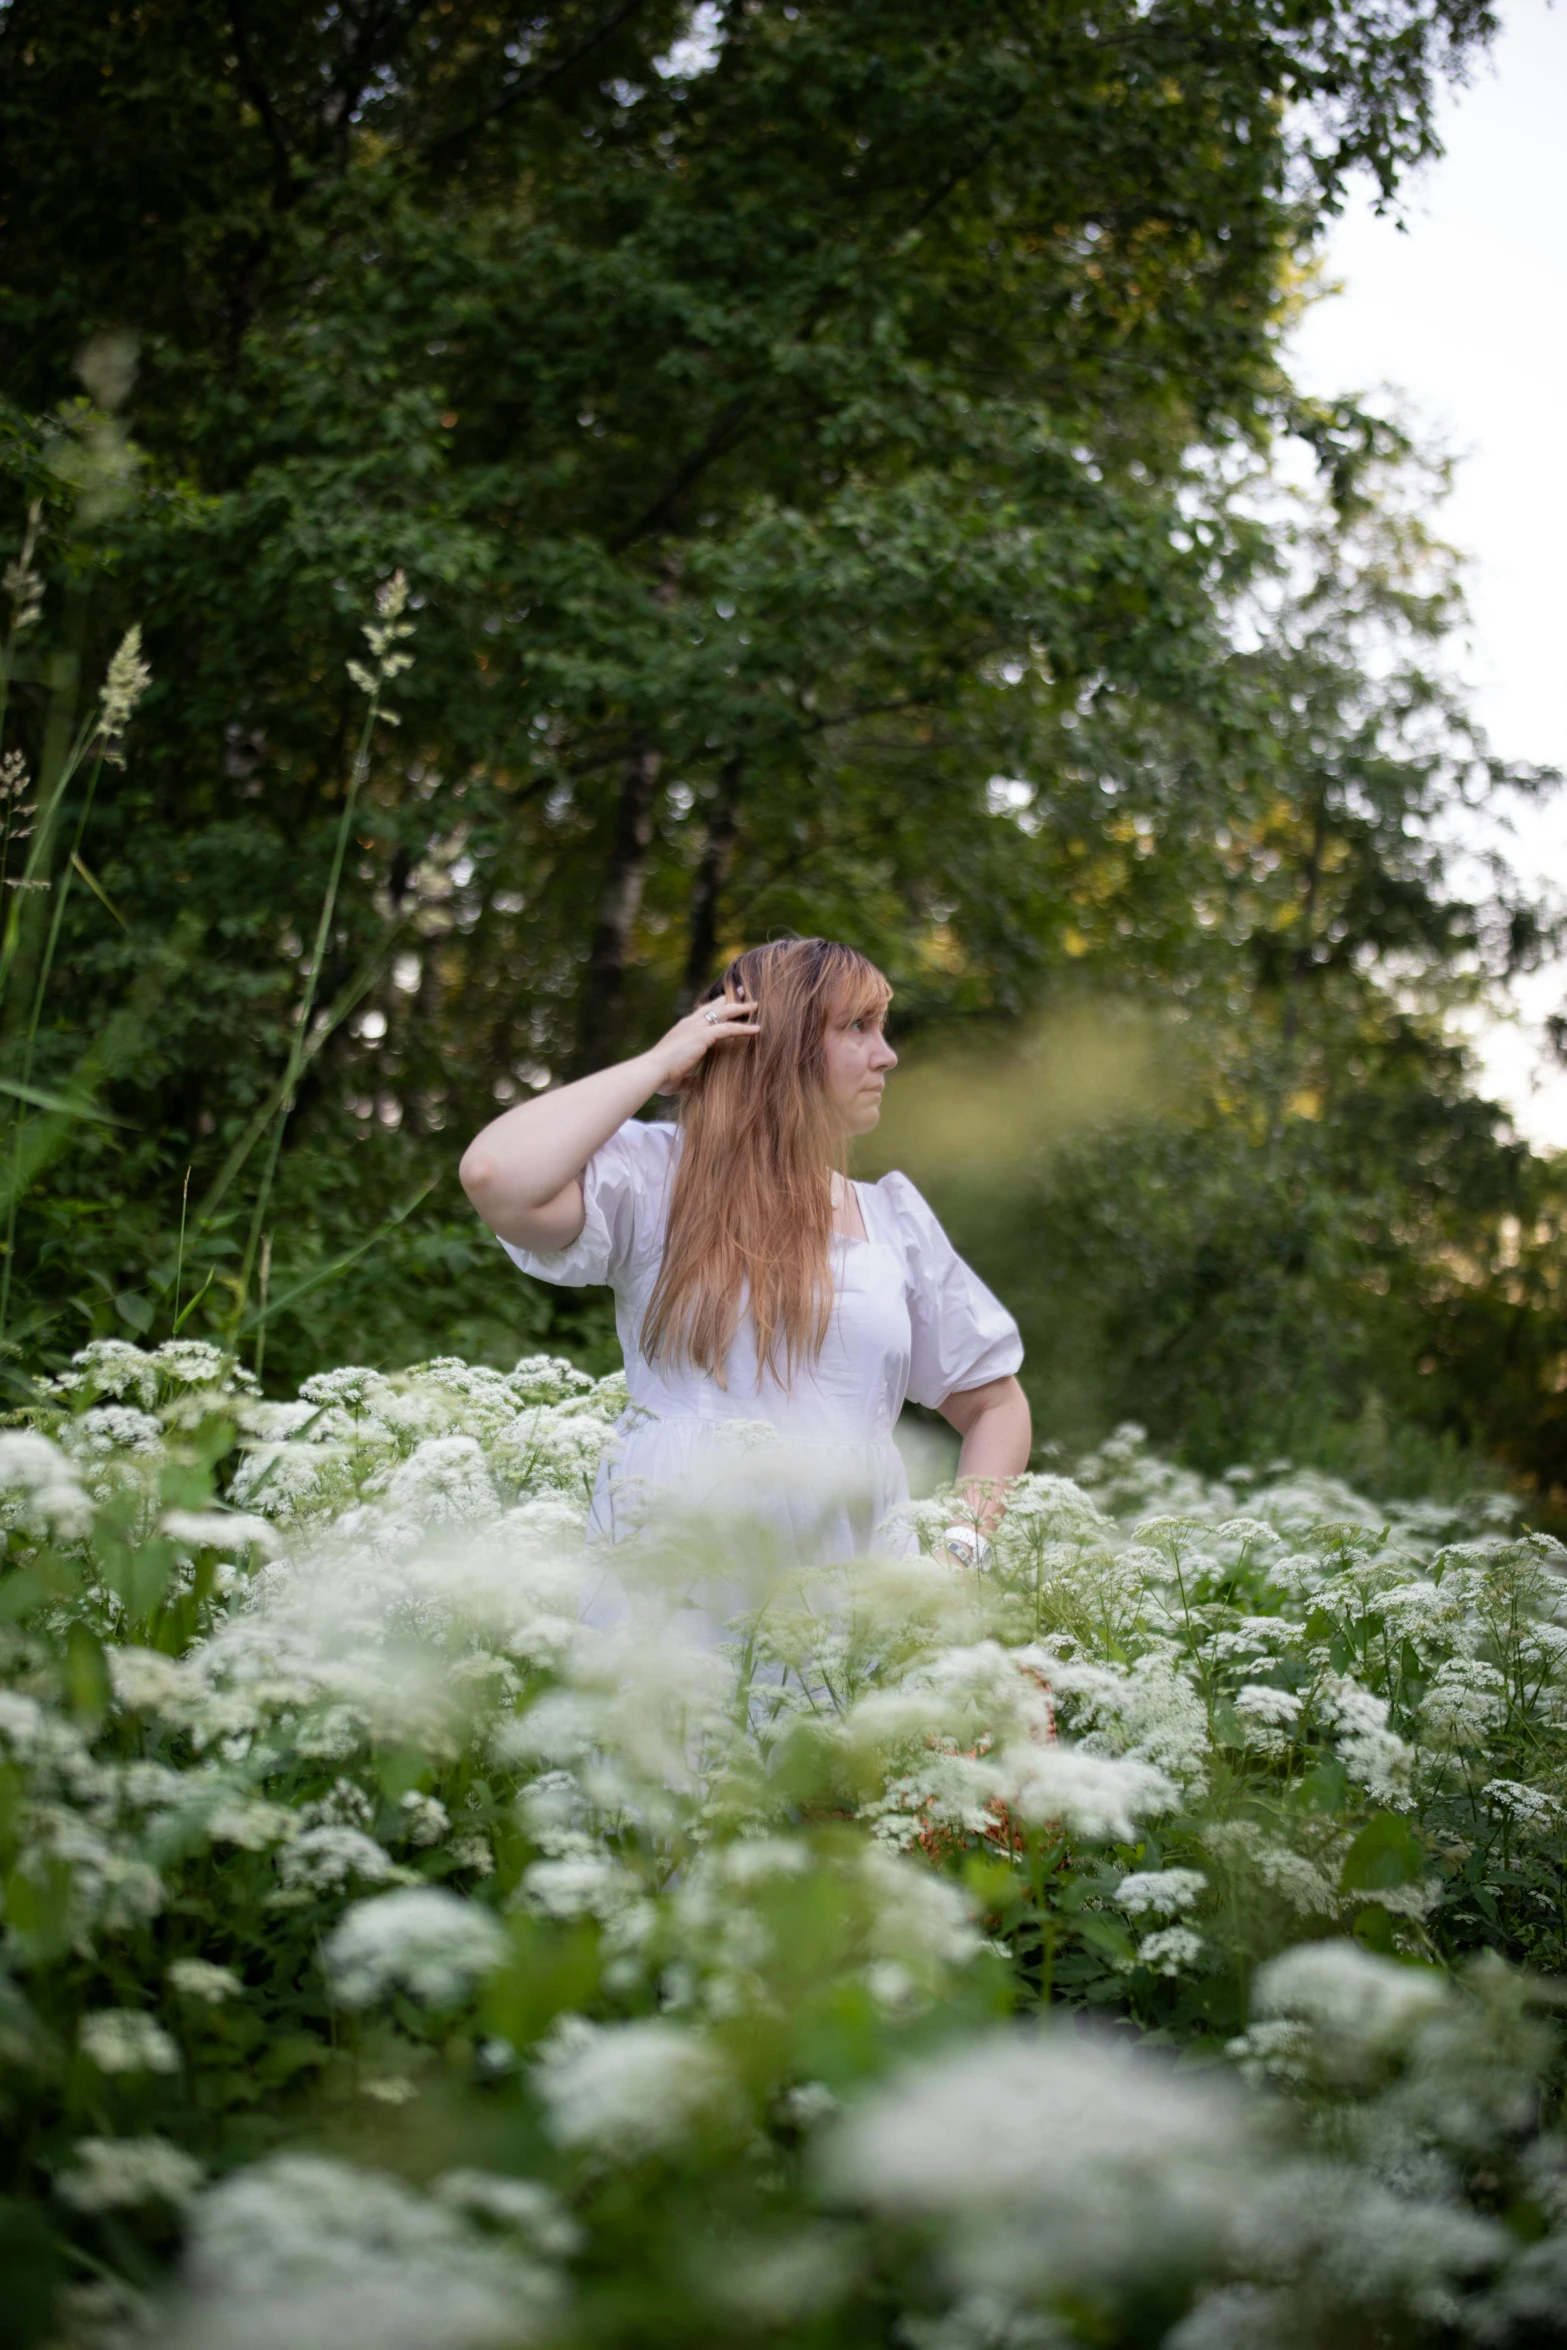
[0,589,91,1021]
[172,1164,191,1332]
[0,501,39,761]
[253,1232,272,1385]
[193,920,404,1235]
[233,694,379,1337]
[234,1175,437,1342]
[0,743,106,1342]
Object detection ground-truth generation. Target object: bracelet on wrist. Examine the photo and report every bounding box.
[941,1523,993,1570]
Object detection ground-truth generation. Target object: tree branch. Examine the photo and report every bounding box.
[227,1,300,209]
[609,395,754,554]
[419,0,654,163]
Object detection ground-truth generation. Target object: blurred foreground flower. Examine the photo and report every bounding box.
[169,2155,563,2350]
[324,1886,509,2008]
[821,2030,1256,2296]
[2,1359,1566,2349]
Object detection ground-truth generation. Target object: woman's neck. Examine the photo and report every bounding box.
[829,1169,868,1242]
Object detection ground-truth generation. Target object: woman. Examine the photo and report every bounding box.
[459,938,1031,1564]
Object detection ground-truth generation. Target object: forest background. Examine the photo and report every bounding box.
[2,0,1564,1511]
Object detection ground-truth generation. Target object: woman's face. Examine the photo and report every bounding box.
[822,1006,898,1135]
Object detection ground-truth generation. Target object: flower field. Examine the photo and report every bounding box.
[3,1340,1567,2349]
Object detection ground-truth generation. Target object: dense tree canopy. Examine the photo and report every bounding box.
[5,0,1565,1504]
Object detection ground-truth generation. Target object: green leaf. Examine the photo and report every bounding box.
[1075,1915,1138,1966]
[2,1857,73,1960]
[482,1917,601,2053]
[0,1075,127,1125]
[96,1533,176,1622]
[1352,1904,1399,1955]
[159,1458,215,1511]
[1294,1759,1351,1815]
[1341,1812,1424,1893]
[0,2194,67,2350]
[63,1622,110,1725]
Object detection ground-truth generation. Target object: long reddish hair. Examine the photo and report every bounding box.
[642,939,892,1385]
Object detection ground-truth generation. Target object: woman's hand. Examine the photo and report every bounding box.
[937,1375,1032,1556]
[650,990,759,1087]
[460,989,758,1252]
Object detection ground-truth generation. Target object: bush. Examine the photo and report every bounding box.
[1,1342,1565,2348]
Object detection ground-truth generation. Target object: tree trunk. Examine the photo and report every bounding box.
[1267,786,1328,1152]
[679,756,742,1011]
[573,743,661,1071]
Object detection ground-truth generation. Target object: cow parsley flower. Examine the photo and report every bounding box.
[323,1887,509,2008]
[80,2010,181,2075]
[1006,1744,1177,1842]
[168,1958,242,2005]
[0,1429,94,1538]
[1046,1653,1210,1785]
[207,1799,297,1852]
[1117,1868,1207,1919]
[1232,1684,1303,1754]
[533,2015,740,2157]
[380,1436,497,1524]
[277,1825,399,1895]
[1480,1778,1561,1837]
[57,2135,202,2211]
[110,1646,201,1717]
[1138,1926,1205,1976]
[1205,1822,1337,1918]
[1252,1941,1449,2076]
[1320,1675,1411,1800]
[61,1404,166,1460]
[48,1339,160,1406]
[398,1790,450,1846]
[162,1509,279,1558]
[860,1844,981,1975]
[434,2171,582,2258]
[821,2029,1255,2296]
[1224,2018,1314,2085]
[1422,1658,1508,1744]
[520,1851,641,1923]
[172,2152,558,2350]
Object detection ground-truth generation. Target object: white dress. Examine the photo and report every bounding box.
[500,1118,1023,1562]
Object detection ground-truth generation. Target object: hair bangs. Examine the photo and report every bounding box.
[822,949,892,1030]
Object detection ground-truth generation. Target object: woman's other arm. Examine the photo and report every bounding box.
[459,998,757,1251]
[939,1374,1032,1536]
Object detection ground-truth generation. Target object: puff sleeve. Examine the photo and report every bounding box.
[498,1119,678,1291]
[878,1170,1024,1409]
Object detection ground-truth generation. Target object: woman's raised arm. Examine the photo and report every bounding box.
[459,996,757,1252]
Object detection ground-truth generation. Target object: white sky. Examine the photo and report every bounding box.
[1286,0,1567,1149]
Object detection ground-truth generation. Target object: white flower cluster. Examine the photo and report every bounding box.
[56,2135,203,2212]
[324,1887,509,2008]
[170,2152,563,2350]
[79,2010,181,2076]
[4,1368,1567,2350]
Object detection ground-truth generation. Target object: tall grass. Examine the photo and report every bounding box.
[0,497,415,1377]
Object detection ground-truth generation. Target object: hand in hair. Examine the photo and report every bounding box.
[458,994,757,1253]
[657,986,760,1084]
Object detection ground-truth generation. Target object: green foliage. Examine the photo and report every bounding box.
[4,0,1558,1497]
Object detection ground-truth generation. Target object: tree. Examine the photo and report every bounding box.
[863,433,1565,1494]
[0,0,1522,1407]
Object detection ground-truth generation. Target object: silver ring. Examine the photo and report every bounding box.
[703,1007,719,1025]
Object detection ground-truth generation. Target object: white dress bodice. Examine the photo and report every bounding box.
[500,1119,1022,1561]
